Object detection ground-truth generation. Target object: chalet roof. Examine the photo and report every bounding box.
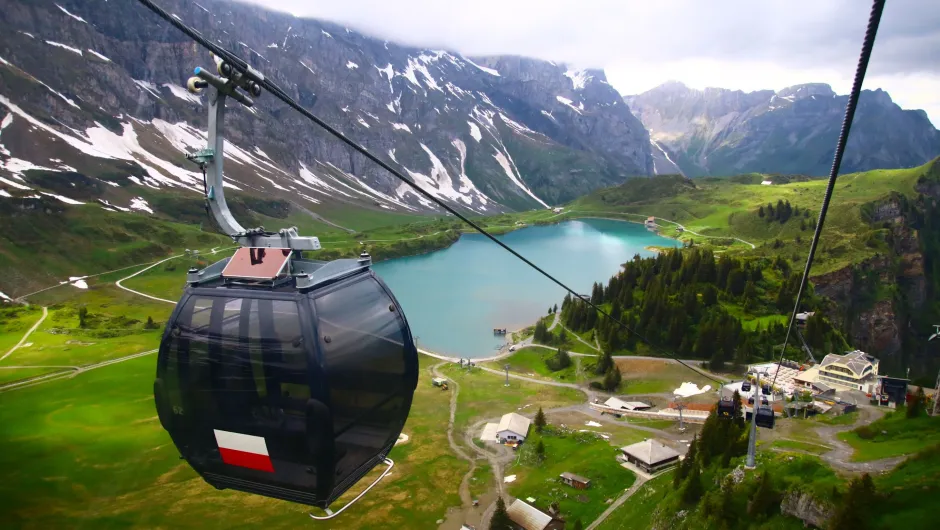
[820,350,877,376]
[497,413,531,436]
[605,397,651,410]
[560,472,591,484]
[507,499,552,530]
[620,439,680,465]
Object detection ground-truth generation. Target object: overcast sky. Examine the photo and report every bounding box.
[241,0,940,125]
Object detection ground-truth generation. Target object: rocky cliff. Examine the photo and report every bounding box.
[627,81,940,178]
[813,165,940,376]
[0,0,653,217]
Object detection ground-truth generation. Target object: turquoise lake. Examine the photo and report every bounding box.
[373,218,679,359]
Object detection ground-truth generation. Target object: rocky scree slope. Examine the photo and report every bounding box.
[627,81,940,178]
[0,0,653,218]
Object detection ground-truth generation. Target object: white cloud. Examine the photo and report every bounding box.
[238,0,940,125]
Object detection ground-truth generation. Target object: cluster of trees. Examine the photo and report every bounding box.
[545,349,571,371]
[669,396,887,529]
[758,200,810,224]
[591,350,622,391]
[558,248,849,369]
[559,248,842,369]
[533,319,553,344]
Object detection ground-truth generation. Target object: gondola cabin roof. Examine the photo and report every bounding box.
[222,247,292,280]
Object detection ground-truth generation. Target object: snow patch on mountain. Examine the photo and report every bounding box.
[556,95,583,114]
[499,113,544,139]
[133,80,162,99]
[463,57,499,76]
[390,122,412,133]
[46,41,83,55]
[297,162,355,199]
[163,83,201,105]
[56,4,87,23]
[130,197,153,214]
[87,49,111,62]
[346,60,358,69]
[492,147,549,208]
[468,121,482,142]
[41,191,84,205]
[375,64,394,93]
[326,161,417,211]
[564,69,591,90]
[451,138,488,207]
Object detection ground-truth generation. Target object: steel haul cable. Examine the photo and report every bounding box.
[769,0,886,391]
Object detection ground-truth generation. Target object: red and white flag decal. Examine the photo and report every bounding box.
[213,429,275,473]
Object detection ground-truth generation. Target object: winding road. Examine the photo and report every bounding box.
[0,306,48,362]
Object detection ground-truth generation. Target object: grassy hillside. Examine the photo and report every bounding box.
[566,159,938,274]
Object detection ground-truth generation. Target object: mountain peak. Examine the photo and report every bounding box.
[777,83,835,99]
[628,80,940,177]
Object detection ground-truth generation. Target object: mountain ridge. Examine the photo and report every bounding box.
[627,80,940,178]
[0,0,653,218]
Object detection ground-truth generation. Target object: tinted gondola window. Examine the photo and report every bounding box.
[164,296,311,469]
[314,278,409,480]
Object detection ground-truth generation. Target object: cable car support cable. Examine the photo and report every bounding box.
[769,0,885,392]
[133,0,724,386]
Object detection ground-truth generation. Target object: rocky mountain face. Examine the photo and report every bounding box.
[813,168,940,377]
[0,0,653,218]
[627,81,940,178]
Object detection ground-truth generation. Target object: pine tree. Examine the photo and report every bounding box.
[682,464,704,504]
[572,520,584,530]
[603,365,622,391]
[595,350,614,375]
[535,439,546,463]
[758,205,765,218]
[534,407,547,433]
[144,316,158,329]
[490,496,512,530]
[702,285,718,306]
[78,306,88,328]
[553,304,558,314]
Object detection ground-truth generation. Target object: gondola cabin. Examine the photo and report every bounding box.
[755,406,775,429]
[154,247,418,509]
[717,397,735,418]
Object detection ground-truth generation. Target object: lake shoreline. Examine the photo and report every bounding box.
[375,217,677,359]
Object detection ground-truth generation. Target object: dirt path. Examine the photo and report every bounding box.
[814,406,907,473]
[432,362,494,530]
[115,256,181,305]
[476,364,592,399]
[0,348,158,392]
[0,306,48,362]
[431,363,476,504]
[586,476,649,530]
[560,322,600,352]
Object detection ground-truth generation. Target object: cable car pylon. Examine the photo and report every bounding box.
[152,56,418,519]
